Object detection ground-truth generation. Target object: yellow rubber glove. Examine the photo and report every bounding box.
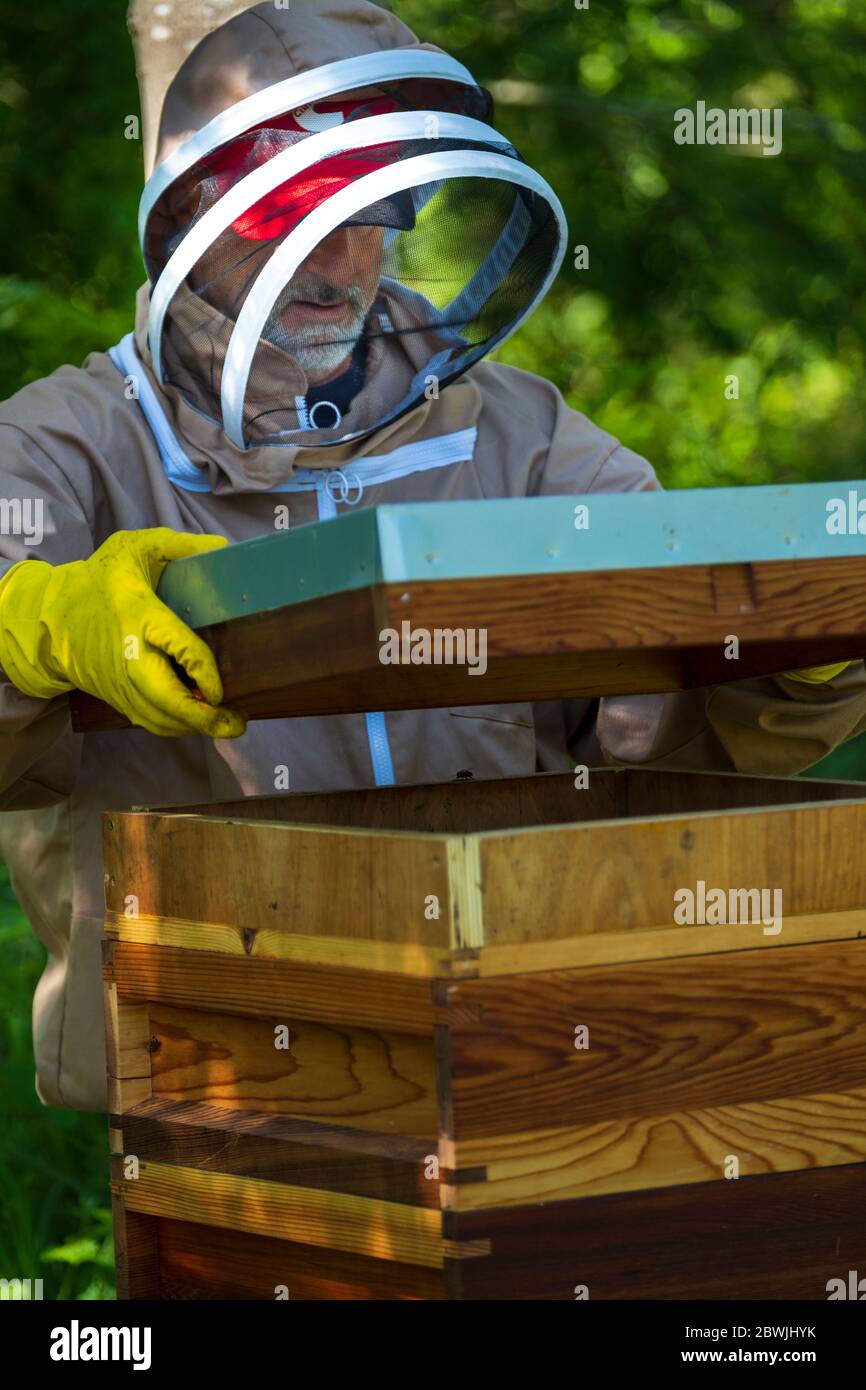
[784,662,852,685]
[0,528,247,738]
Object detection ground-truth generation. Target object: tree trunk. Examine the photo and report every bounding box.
[127,0,253,176]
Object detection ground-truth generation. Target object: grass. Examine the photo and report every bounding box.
[0,861,115,1299]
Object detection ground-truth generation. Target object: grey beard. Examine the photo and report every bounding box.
[266,281,369,374]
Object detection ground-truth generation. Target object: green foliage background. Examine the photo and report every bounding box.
[0,864,113,1299]
[0,0,863,1299]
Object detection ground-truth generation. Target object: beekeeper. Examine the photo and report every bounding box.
[0,0,864,1112]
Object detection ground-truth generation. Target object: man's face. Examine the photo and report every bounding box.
[270,222,385,381]
[190,221,385,385]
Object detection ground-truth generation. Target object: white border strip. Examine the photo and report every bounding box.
[147,110,512,382]
[139,49,477,245]
[280,428,478,492]
[220,149,567,448]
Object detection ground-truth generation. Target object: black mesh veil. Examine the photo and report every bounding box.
[141,67,566,449]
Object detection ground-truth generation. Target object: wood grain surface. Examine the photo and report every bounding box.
[157,1218,444,1300]
[147,1002,437,1137]
[102,777,866,975]
[441,1085,866,1208]
[103,943,152,1112]
[107,941,435,1031]
[141,766,866,832]
[438,938,866,1139]
[118,1097,440,1207]
[118,1160,444,1267]
[103,766,866,1299]
[103,813,454,950]
[71,555,866,730]
[469,907,866,976]
[475,799,866,946]
[111,1203,159,1301]
[447,1162,866,1300]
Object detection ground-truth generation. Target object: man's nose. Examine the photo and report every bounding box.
[301,227,356,286]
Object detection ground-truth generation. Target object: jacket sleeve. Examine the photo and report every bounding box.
[0,420,94,809]
[535,388,866,777]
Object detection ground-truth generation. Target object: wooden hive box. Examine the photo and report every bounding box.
[103,767,866,1300]
[73,486,866,732]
